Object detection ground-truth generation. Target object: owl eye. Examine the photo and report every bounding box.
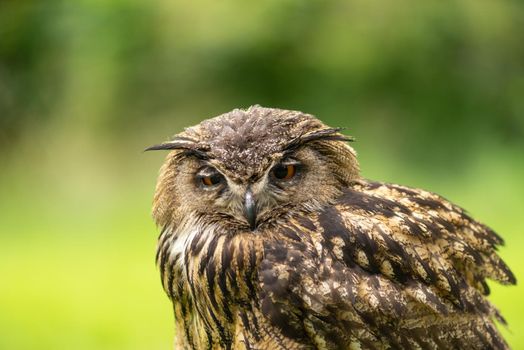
[202,174,223,186]
[197,167,224,187]
[272,163,298,180]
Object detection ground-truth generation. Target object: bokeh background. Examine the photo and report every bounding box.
[1,0,523,349]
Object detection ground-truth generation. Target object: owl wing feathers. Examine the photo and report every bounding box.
[259,180,515,349]
[350,181,515,289]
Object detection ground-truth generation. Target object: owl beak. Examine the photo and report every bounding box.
[243,187,257,231]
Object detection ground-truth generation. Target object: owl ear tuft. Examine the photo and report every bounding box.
[145,137,210,159]
[300,127,354,144]
[145,142,191,151]
[145,136,198,151]
[284,127,354,153]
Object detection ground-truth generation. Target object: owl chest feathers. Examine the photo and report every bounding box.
[158,215,264,348]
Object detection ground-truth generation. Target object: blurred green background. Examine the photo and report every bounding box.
[0,0,523,349]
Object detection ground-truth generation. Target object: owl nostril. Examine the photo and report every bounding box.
[243,187,257,231]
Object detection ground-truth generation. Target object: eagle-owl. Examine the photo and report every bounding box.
[148,106,515,349]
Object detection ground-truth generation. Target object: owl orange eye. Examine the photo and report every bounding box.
[197,167,224,187]
[201,173,223,186]
[272,164,296,180]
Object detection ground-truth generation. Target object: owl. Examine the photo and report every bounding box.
[147,106,515,349]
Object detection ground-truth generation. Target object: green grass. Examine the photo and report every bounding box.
[0,199,173,349]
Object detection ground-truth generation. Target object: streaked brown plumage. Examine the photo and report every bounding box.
[148,105,515,349]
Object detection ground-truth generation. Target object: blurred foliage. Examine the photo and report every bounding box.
[0,0,523,349]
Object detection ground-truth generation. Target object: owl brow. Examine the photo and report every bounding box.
[145,138,211,160]
[282,127,354,154]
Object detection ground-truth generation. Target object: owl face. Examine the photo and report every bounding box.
[149,106,360,233]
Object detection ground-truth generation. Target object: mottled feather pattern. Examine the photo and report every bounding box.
[256,180,514,349]
[156,180,514,349]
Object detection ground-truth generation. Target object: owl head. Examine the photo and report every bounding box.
[148,106,360,233]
